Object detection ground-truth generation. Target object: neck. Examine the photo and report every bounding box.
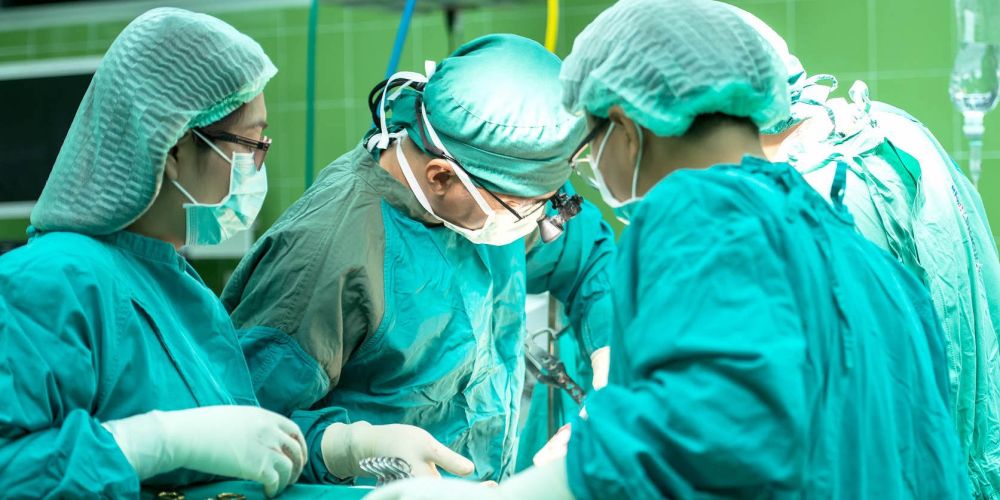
[378,142,409,186]
[379,137,432,189]
[127,183,187,250]
[637,121,769,196]
[760,120,804,161]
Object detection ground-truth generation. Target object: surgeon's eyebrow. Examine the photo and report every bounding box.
[245,119,268,131]
[527,193,557,204]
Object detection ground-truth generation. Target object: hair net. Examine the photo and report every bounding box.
[728,6,805,87]
[373,34,584,198]
[728,5,838,134]
[560,0,789,137]
[31,7,277,235]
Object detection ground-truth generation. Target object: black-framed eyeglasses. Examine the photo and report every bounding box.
[196,129,272,170]
[466,173,550,221]
[568,118,611,189]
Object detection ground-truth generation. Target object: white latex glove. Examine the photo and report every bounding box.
[321,422,474,480]
[102,406,307,497]
[590,347,610,390]
[366,458,573,500]
[532,423,571,466]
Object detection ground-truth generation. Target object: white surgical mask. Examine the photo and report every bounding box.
[394,135,542,246]
[586,122,645,224]
[172,129,268,246]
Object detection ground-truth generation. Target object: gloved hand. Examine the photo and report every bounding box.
[532,423,571,466]
[534,400,590,467]
[590,347,611,390]
[321,422,474,480]
[365,458,574,500]
[102,405,307,497]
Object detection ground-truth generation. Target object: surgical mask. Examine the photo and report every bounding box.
[579,122,645,224]
[613,203,639,225]
[172,130,268,246]
[394,135,542,246]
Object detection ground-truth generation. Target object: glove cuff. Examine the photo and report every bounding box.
[102,411,174,480]
[322,421,373,480]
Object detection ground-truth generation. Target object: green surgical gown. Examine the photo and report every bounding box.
[222,145,614,482]
[0,230,277,496]
[780,91,1000,497]
[566,157,968,498]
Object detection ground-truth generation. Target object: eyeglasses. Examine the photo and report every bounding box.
[568,118,611,189]
[196,129,272,170]
[467,174,550,221]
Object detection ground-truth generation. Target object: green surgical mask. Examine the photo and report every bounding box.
[172,130,268,246]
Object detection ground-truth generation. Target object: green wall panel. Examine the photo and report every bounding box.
[1,0,995,292]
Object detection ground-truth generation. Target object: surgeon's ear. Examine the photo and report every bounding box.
[608,106,642,167]
[424,158,457,196]
[164,145,181,182]
[164,131,194,182]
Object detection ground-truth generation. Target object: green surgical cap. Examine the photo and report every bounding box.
[32,7,277,235]
[386,34,584,198]
[561,0,789,137]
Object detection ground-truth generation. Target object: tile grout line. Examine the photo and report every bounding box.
[342,8,355,157]
[867,0,878,95]
[786,0,796,58]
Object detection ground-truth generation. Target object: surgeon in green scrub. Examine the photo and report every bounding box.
[222,34,615,483]
[0,9,309,497]
[736,10,1000,497]
[369,0,968,498]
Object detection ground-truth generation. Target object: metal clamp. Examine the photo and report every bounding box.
[524,328,586,406]
[359,456,413,486]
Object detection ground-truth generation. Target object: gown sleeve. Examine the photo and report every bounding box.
[226,169,387,485]
[0,250,140,497]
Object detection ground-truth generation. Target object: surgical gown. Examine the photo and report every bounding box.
[0,230,268,496]
[777,87,1000,497]
[222,145,615,482]
[566,157,968,498]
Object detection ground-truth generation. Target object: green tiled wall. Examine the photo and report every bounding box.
[0,0,994,291]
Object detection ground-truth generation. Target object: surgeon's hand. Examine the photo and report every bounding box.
[102,406,307,497]
[590,346,610,390]
[367,459,573,500]
[321,422,474,480]
[532,423,572,466]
